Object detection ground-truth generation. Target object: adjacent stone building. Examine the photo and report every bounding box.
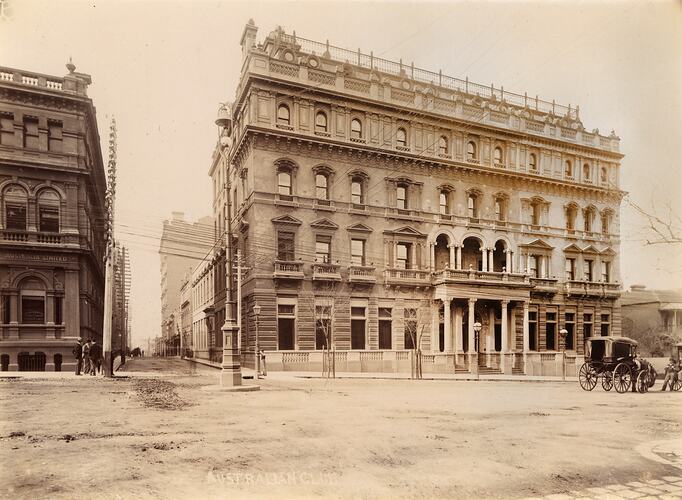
[0,62,107,371]
[209,22,625,375]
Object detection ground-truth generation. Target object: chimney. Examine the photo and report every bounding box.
[171,211,185,222]
[240,19,258,63]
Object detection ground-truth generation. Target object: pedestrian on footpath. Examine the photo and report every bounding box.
[72,338,84,375]
[661,357,680,391]
[259,349,267,377]
[83,339,92,375]
[90,340,102,376]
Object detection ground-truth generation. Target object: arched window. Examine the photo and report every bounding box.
[565,160,573,178]
[583,163,591,181]
[396,128,407,147]
[19,278,46,324]
[277,170,292,196]
[601,211,611,235]
[396,183,408,210]
[467,192,479,218]
[3,185,28,231]
[351,177,364,205]
[494,196,507,222]
[277,104,291,126]
[600,167,608,184]
[37,189,60,233]
[529,153,537,172]
[565,204,578,232]
[315,111,328,133]
[584,207,595,233]
[350,118,363,139]
[494,147,503,165]
[315,173,329,200]
[467,141,477,161]
[439,189,450,215]
[438,136,448,156]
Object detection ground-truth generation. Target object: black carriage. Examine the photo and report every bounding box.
[579,336,654,393]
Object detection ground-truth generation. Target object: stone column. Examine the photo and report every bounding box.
[468,299,476,353]
[540,256,547,278]
[505,250,512,273]
[431,300,439,353]
[488,249,494,272]
[481,247,487,272]
[522,301,530,375]
[9,292,19,339]
[526,253,531,274]
[454,306,462,353]
[429,243,435,271]
[444,299,452,352]
[501,300,510,374]
[448,244,455,269]
[456,245,462,270]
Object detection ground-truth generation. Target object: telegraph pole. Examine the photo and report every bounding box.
[102,118,117,378]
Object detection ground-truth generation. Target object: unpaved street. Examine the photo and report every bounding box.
[1,358,680,500]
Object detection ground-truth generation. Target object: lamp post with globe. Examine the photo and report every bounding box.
[559,328,569,381]
[473,321,482,380]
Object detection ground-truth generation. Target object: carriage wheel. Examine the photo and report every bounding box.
[601,371,613,391]
[613,363,632,393]
[636,370,649,393]
[579,363,597,391]
[672,376,682,392]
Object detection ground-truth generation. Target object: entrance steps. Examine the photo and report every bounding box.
[478,366,501,375]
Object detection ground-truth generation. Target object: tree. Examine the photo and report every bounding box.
[404,303,429,380]
[629,198,682,245]
[313,282,341,378]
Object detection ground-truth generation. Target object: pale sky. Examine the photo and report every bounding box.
[2,0,681,348]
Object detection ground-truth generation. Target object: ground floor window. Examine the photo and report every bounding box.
[21,296,45,324]
[600,313,610,336]
[378,308,392,350]
[277,303,296,350]
[583,312,593,338]
[565,313,575,350]
[350,306,366,349]
[528,311,538,351]
[546,311,557,350]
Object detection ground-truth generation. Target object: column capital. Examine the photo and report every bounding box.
[500,299,509,307]
[468,298,477,305]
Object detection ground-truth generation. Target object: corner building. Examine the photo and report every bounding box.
[218,22,624,375]
[0,63,107,371]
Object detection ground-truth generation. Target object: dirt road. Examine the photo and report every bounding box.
[1,358,680,499]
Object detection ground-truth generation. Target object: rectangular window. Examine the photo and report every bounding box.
[396,185,408,210]
[1,295,10,324]
[277,303,296,350]
[531,204,541,226]
[600,314,610,336]
[277,232,295,261]
[396,243,411,269]
[583,259,593,281]
[565,258,575,280]
[23,117,39,149]
[0,113,14,145]
[546,311,557,350]
[601,261,611,283]
[48,121,63,152]
[468,195,477,218]
[277,171,292,196]
[583,313,593,338]
[379,308,392,349]
[351,239,365,266]
[351,181,363,205]
[39,207,59,232]
[404,308,417,350]
[494,200,504,221]
[439,191,449,215]
[6,204,27,230]
[601,214,610,235]
[529,255,539,278]
[315,235,331,263]
[565,313,575,350]
[350,306,366,350]
[529,311,538,351]
[21,296,45,324]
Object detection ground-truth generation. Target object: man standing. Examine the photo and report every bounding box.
[661,357,680,391]
[83,339,92,375]
[72,338,84,375]
[89,340,102,376]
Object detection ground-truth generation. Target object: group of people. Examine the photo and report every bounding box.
[662,356,681,391]
[72,338,102,376]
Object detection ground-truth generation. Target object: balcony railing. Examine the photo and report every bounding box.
[348,265,377,284]
[529,277,559,293]
[273,260,305,280]
[1,229,72,245]
[566,280,620,297]
[312,263,342,281]
[384,268,431,286]
[434,268,529,285]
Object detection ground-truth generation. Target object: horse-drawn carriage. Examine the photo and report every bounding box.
[669,342,682,392]
[578,336,655,393]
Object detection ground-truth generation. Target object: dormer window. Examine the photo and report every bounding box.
[396,128,407,148]
[315,111,328,133]
[438,136,448,156]
[350,118,363,139]
[277,104,291,126]
[529,153,538,172]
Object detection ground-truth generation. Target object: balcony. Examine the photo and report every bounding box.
[529,277,559,294]
[1,229,77,246]
[273,260,304,280]
[566,280,620,298]
[384,268,431,287]
[348,265,377,284]
[312,263,341,282]
[433,268,529,286]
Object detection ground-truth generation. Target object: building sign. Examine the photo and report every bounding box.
[1,252,73,263]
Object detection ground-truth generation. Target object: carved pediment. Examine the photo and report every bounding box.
[582,245,600,254]
[563,244,582,253]
[347,223,373,233]
[310,218,339,230]
[600,247,616,256]
[271,215,302,226]
[520,239,554,250]
[384,225,425,237]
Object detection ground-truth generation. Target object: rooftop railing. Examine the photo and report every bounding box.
[279,32,577,118]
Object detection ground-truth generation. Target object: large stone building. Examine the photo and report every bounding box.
[208,22,624,375]
[0,62,107,371]
[158,212,213,355]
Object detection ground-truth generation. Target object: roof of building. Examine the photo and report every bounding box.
[621,286,682,307]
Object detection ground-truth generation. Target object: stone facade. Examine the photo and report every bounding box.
[207,22,625,375]
[0,63,107,371]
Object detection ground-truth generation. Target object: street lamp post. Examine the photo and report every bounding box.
[473,321,482,381]
[253,303,261,378]
[559,328,568,381]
